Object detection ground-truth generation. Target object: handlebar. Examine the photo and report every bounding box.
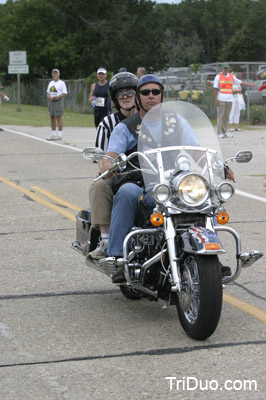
[94,151,158,182]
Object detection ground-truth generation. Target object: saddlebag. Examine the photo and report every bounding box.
[75,209,100,253]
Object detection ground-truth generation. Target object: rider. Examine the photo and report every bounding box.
[94,75,234,282]
[88,72,138,259]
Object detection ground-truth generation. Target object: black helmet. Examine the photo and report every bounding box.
[109,72,138,101]
[109,72,138,109]
[136,74,164,93]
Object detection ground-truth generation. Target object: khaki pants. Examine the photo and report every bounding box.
[89,177,114,228]
[217,101,232,134]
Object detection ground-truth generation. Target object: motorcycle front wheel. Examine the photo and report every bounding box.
[176,254,222,340]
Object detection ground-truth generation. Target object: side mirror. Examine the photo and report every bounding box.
[235,150,252,163]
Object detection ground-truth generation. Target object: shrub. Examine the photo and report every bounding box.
[249,105,266,125]
[197,86,217,119]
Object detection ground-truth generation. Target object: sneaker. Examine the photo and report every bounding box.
[229,128,235,132]
[88,238,108,260]
[224,132,233,138]
[235,128,242,131]
[218,133,226,138]
[47,135,58,141]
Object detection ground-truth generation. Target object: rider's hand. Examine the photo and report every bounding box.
[225,166,236,182]
[96,151,119,179]
[97,158,116,179]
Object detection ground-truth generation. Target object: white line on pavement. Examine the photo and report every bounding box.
[2,127,83,152]
[3,127,266,204]
[235,189,266,204]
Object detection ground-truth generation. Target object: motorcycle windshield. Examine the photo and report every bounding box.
[137,101,225,189]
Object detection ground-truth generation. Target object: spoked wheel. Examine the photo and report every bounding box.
[119,285,143,300]
[176,254,222,340]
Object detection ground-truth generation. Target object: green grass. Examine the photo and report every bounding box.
[0,103,94,127]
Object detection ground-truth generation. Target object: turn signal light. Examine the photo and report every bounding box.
[150,212,164,226]
[216,211,229,225]
[204,243,222,251]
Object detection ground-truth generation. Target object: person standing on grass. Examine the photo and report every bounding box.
[47,69,68,141]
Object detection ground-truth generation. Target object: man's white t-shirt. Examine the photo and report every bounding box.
[213,74,241,102]
[47,79,67,98]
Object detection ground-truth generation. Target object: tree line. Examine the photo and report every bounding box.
[0,0,265,84]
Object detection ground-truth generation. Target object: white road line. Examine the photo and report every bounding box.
[3,127,266,205]
[235,189,266,203]
[2,127,83,152]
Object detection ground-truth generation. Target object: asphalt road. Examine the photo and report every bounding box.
[0,124,266,400]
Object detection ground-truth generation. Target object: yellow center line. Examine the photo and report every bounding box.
[31,186,83,211]
[0,176,76,223]
[1,175,265,323]
[223,293,266,323]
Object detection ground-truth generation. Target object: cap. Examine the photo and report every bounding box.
[118,67,127,72]
[222,63,229,69]
[97,67,107,74]
[52,68,60,73]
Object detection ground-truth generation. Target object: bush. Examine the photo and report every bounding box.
[249,105,266,125]
[197,86,217,119]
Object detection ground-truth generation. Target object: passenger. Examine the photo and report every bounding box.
[88,72,138,260]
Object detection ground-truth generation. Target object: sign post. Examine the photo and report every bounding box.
[8,51,29,112]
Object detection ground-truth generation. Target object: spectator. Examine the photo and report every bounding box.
[213,64,255,138]
[89,67,111,129]
[46,69,67,141]
[229,72,245,132]
[136,66,146,78]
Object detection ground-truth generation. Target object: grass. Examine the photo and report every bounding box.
[0,103,95,127]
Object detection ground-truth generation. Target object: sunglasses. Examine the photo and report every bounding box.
[139,88,162,96]
[116,89,136,99]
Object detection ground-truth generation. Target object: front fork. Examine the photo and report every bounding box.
[164,216,182,293]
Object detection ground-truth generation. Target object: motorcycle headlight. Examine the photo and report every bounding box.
[175,173,209,207]
[215,182,235,201]
[152,183,172,203]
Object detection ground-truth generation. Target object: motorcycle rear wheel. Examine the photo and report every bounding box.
[119,285,143,300]
[176,254,222,340]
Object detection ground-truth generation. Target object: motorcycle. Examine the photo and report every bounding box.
[72,101,263,340]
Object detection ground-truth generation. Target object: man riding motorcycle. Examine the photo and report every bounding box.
[92,75,234,283]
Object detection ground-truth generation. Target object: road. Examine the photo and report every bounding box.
[0,124,266,399]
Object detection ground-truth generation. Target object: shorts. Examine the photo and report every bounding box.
[48,99,64,117]
[94,107,109,127]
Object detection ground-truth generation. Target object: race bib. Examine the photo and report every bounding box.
[95,97,105,107]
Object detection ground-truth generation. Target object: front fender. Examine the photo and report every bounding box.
[179,227,225,255]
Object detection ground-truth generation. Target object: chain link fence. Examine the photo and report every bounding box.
[5,78,93,113]
[3,62,266,122]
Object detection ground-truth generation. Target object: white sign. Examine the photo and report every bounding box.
[9,51,27,65]
[8,65,29,74]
